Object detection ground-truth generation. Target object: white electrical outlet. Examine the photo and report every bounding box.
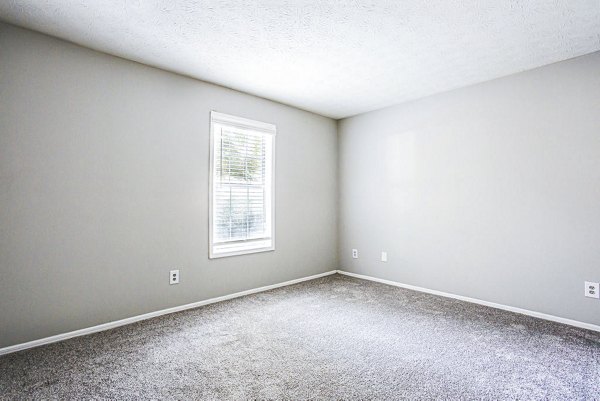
[584,281,599,299]
[381,251,387,262]
[352,249,358,259]
[170,270,180,285]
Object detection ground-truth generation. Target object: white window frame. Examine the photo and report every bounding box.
[209,111,276,258]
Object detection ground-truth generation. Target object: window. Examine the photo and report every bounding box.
[209,111,275,258]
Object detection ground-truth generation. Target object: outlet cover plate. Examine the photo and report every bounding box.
[170,269,180,285]
[584,281,599,299]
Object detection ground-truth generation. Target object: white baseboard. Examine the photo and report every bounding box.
[336,270,600,333]
[0,270,337,356]
[3,268,596,357]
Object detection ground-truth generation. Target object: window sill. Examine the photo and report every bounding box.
[209,239,274,259]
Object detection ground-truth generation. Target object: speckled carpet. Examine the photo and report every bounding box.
[1,274,599,400]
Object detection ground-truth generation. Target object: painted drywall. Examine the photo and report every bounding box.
[0,22,338,348]
[338,52,600,326]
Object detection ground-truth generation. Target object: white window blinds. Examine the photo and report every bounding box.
[209,112,275,258]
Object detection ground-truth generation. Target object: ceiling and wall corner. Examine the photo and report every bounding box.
[1,1,599,119]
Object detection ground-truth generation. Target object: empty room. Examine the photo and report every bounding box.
[1,1,599,399]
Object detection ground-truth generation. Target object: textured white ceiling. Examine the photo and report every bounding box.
[1,1,599,118]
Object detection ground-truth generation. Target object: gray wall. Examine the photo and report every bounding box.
[0,23,338,348]
[338,52,600,326]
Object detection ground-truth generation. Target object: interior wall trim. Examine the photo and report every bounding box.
[0,270,337,356]
[336,270,600,333]
[4,268,596,357]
